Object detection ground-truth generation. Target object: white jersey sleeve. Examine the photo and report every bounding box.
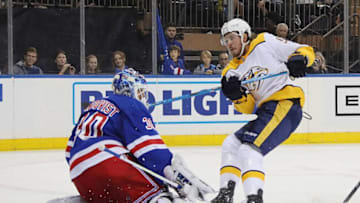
[264,33,308,63]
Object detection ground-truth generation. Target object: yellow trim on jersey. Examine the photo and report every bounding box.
[220,166,242,178]
[242,171,265,182]
[259,85,305,108]
[254,100,293,147]
[221,33,266,77]
[291,46,316,67]
[244,32,266,58]
[221,57,241,76]
[233,94,256,114]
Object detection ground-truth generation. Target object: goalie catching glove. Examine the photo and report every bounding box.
[164,154,215,202]
[221,76,247,101]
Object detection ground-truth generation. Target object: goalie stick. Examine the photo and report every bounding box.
[98,145,181,189]
[47,196,85,203]
[343,181,360,203]
[149,71,288,107]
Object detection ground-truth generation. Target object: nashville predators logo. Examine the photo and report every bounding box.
[243,67,269,91]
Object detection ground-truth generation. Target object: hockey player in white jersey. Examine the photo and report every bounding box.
[211,18,316,203]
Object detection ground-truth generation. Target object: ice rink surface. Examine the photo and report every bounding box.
[1,144,360,203]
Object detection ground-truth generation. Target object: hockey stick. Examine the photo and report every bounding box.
[343,181,360,203]
[47,195,86,203]
[149,71,288,107]
[98,145,181,189]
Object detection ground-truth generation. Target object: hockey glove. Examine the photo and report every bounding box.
[164,154,215,202]
[286,54,308,78]
[221,76,247,101]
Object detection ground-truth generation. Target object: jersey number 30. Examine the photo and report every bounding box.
[76,112,109,140]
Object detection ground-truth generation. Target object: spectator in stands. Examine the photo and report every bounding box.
[257,0,269,16]
[128,16,152,74]
[258,0,284,33]
[86,54,101,74]
[276,23,289,39]
[216,51,229,72]
[193,50,220,75]
[313,51,327,73]
[55,50,76,75]
[258,0,284,16]
[217,0,243,20]
[162,45,191,75]
[322,0,343,26]
[161,23,184,61]
[265,12,283,34]
[112,51,128,74]
[308,48,328,74]
[14,47,43,75]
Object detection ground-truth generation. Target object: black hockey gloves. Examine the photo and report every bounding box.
[286,54,308,78]
[221,76,247,100]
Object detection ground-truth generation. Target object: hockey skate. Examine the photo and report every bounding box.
[211,180,236,203]
[243,189,263,203]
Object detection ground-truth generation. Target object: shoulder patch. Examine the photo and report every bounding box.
[142,117,155,130]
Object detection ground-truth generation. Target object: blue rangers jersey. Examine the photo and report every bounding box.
[65,94,172,180]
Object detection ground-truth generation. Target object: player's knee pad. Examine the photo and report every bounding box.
[219,134,243,186]
[237,143,264,175]
[237,143,265,195]
[221,134,243,167]
[222,134,242,154]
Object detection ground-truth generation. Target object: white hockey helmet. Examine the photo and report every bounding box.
[221,18,251,42]
[112,68,149,107]
[220,18,252,56]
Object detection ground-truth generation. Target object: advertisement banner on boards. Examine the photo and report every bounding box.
[73,77,257,135]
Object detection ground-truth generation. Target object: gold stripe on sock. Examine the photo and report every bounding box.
[220,166,241,178]
[242,170,265,182]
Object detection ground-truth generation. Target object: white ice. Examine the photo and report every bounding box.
[0,144,360,203]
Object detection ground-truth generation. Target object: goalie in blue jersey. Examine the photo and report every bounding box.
[65,68,214,203]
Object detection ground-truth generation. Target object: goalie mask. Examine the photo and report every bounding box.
[112,68,149,107]
[220,18,252,57]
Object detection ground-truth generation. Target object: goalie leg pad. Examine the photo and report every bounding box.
[164,154,215,202]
